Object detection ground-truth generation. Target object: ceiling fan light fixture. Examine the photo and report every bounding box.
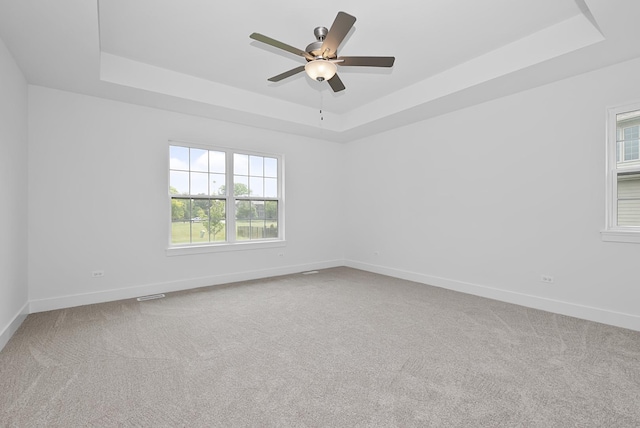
[305,59,337,82]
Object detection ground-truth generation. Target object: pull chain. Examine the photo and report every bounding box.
[319,90,324,125]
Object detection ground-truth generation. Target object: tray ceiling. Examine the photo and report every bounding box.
[1,0,639,142]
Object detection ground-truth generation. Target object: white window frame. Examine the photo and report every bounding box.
[602,102,640,243]
[166,141,285,256]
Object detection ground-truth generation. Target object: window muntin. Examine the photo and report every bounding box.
[169,144,281,246]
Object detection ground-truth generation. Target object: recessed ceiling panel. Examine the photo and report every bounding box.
[98,0,581,113]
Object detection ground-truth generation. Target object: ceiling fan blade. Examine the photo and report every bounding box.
[327,74,346,92]
[267,65,306,82]
[337,56,395,67]
[250,33,314,61]
[321,12,356,58]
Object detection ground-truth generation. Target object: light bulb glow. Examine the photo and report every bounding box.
[305,59,337,81]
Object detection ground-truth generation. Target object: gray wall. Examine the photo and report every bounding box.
[345,57,640,330]
[27,86,346,310]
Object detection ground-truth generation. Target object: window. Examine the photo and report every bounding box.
[169,143,283,249]
[603,104,640,243]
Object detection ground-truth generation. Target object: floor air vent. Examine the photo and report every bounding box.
[136,294,165,302]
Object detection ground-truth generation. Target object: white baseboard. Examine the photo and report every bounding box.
[14,258,640,348]
[345,259,640,332]
[0,301,29,352]
[29,259,343,314]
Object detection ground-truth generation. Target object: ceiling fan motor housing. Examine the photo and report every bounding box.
[306,26,335,59]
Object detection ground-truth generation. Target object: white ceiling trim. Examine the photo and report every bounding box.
[100,52,343,131]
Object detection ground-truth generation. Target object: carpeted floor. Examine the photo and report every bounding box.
[1,267,640,427]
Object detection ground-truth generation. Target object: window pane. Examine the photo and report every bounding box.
[191,200,208,243]
[264,157,278,178]
[171,198,192,244]
[190,148,208,172]
[234,175,249,196]
[623,125,639,161]
[170,146,189,170]
[207,200,226,242]
[617,172,640,226]
[170,171,189,194]
[617,200,640,226]
[264,201,277,221]
[236,200,252,221]
[234,153,249,175]
[250,177,264,197]
[210,173,225,196]
[251,202,265,239]
[191,172,208,195]
[235,201,278,240]
[265,201,278,238]
[251,201,263,220]
[209,151,225,173]
[624,139,639,161]
[171,197,190,222]
[624,126,639,139]
[236,200,252,241]
[264,178,277,198]
[250,155,264,176]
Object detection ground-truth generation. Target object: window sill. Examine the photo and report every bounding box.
[166,240,286,256]
[600,229,640,243]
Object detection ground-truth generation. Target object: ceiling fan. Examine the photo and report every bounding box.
[249,11,395,92]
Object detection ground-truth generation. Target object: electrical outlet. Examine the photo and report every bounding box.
[91,270,105,278]
[278,252,284,257]
[540,275,554,284]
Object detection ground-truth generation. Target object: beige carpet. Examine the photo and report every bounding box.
[1,267,640,427]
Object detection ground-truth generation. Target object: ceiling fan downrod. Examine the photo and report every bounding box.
[314,26,328,41]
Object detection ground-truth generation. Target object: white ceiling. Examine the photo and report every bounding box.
[1,0,639,142]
